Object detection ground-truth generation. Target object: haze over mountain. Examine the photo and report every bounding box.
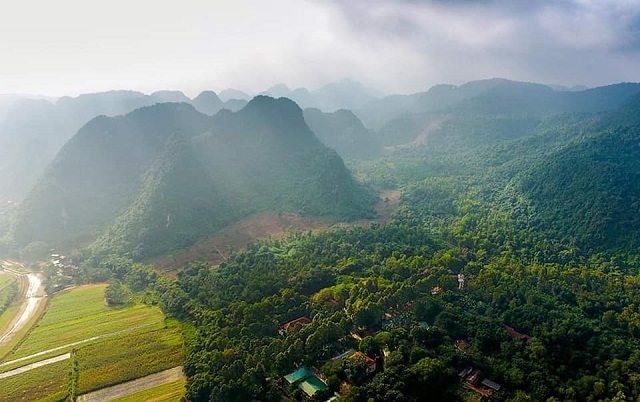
[4,1,640,401]
[9,97,375,260]
[260,79,381,112]
[0,90,246,201]
[0,78,382,202]
[303,108,380,159]
[356,79,640,146]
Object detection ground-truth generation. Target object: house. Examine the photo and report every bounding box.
[351,351,377,375]
[458,366,473,379]
[284,367,313,385]
[280,317,311,335]
[465,369,483,386]
[331,349,357,362]
[459,366,503,396]
[283,367,328,398]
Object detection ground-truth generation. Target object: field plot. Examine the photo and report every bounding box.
[0,284,185,401]
[111,378,187,402]
[0,273,18,314]
[5,284,164,361]
[0,359,69,402]
[76,320,184,394]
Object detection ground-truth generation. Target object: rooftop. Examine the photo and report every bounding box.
[284,367,312,384]
[281,316,311,332]
[298,374,328,397]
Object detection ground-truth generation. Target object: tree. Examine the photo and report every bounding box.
[105,280,130,306]
[359,336,381,357]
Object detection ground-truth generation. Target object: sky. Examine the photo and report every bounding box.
[1,0,639,97]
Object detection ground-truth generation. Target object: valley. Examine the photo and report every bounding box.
[149,188,399,272]
[2,78,640,401]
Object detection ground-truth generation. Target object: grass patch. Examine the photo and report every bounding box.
[0,359,70,402]
[0,272,15,290]
[76,322,184,394]
[6,285,164,360]
[0,275,18,315]
[110,378,187,402]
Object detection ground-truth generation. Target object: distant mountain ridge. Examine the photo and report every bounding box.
[355,79,640,149]
[303,108,381,159]
[259,79,381,112]
[10,97,375,260]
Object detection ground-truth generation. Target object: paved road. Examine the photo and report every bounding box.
[0,353,70,379]
[77,366,185,402]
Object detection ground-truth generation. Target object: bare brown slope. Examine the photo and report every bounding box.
[148,189,399,273]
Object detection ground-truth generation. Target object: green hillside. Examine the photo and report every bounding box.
[516,104,640,253]
[10,97,375,260]
[303,108,381,159]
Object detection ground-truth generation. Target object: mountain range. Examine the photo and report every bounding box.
[9,97,375,260]
[5,77,640,261]
[0,90,248,201]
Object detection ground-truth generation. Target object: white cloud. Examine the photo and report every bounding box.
[0,0,639,96]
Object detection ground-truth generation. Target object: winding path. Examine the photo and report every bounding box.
[0,264,46,347]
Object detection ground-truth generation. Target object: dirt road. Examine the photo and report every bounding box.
[0,264,46,347]
[0,320,162,369]
[77,366,185,402]
[0,353,70,379]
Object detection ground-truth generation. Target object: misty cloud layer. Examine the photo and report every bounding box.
[1,0,639,96]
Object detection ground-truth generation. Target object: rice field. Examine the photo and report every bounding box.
[0,359,70,402]
[0,285,185,401]
[5,284,164,360]
[76,320,184,394]
[110,378,187,402]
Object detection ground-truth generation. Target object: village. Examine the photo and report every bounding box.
[274,281,525,401]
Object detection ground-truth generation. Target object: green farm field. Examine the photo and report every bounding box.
[0,359,70,402]
[76,319,184,394]
[0,285,184,401]
[5,284,164,361]
[111,378,187,402]
[0,273,18,314]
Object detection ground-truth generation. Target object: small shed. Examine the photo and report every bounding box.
[481,378,502,391]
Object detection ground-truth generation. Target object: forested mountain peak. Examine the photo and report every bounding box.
[8,96,375,259]
[303,107,381,159]
[191,91,224,115]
